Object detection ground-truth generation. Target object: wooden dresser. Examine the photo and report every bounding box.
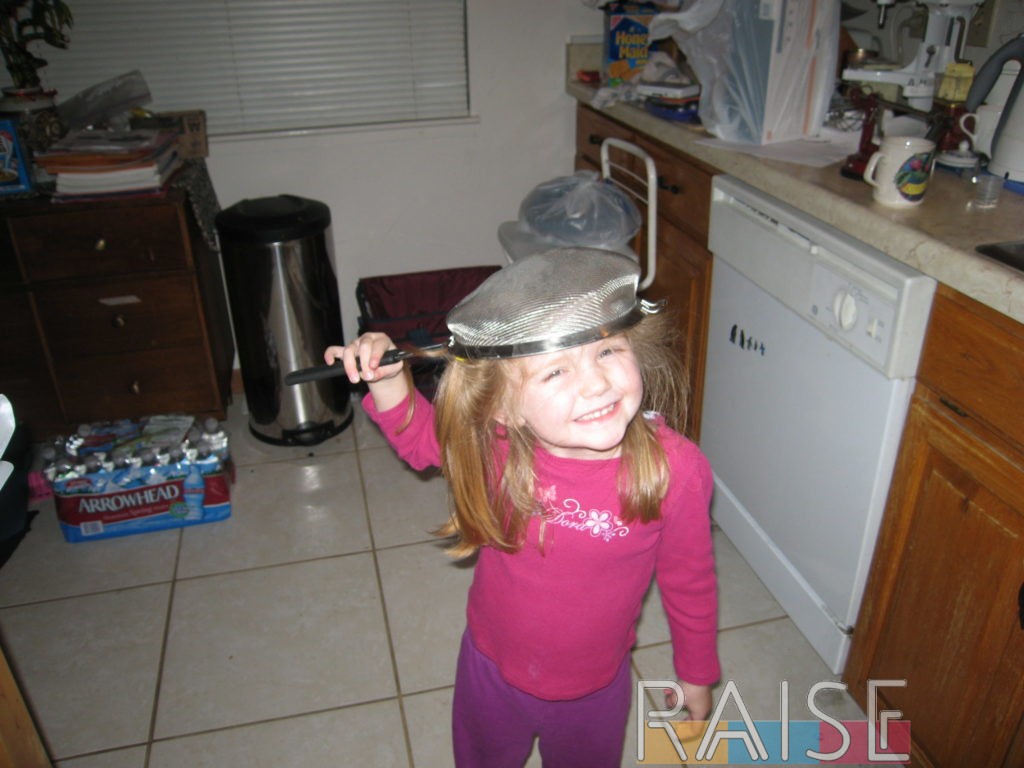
[0,190,233,436]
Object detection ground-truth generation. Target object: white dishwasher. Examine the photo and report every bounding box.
[701,176,936,673]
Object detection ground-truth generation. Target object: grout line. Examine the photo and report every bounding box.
[715,614,793,635]
[353,433,417,768]
[139,695,407,752]
[143,526,185,768]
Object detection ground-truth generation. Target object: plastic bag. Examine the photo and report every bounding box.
[497,171,642,262]
[57,70,152,131]
[650,0,839,144]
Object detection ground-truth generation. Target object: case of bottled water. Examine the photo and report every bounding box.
[48,414,233,542]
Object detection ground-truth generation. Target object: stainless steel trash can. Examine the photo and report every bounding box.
[216,195,352,446]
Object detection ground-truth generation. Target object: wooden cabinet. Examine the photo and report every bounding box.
[0,191,233,436]
[641,218,712,440]
[845,286,1024,768]
[575,104,636,169]
[575,105,716,439]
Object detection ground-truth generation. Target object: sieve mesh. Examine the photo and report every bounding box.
[446,248,661,358]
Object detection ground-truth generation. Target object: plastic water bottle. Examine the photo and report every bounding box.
[202,417,229,460]
[183,464,205,521]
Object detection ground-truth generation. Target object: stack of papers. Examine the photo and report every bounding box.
[35,130,182,198]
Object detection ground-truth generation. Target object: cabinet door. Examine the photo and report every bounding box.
[639,219,711,440]
[846,390,1024,768]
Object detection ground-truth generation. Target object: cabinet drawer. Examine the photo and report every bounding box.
[55,346,217,422]
[576,105,636,170]
[635,137,713,244]
[918,287,1024,448]
[10,204,186,281]
[35,275,204,357]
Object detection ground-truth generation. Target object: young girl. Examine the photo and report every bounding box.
[325,248,719,767]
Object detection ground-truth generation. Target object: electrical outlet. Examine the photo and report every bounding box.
[967,0,997,48]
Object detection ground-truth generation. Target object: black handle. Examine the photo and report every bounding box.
[657,175,681,194]
[1018,582,1023,630]
[285,348,412,386]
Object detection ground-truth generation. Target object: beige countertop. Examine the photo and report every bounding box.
[565,58,1024,324]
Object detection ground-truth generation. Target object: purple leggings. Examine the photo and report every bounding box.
[452,630,631,768]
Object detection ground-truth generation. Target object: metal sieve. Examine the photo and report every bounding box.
[285,247,662,384]
[446,247,663,359]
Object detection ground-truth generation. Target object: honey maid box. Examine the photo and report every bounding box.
[603,2,659,86]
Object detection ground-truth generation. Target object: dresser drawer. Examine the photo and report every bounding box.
[55,346,218,422]
[918,286,1024,448]
[635,136,713,244]
[9,204,187,281]
[576,105,636,170]
[35,275,204,357]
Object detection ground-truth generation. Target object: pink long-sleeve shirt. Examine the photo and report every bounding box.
[364,390,720,701]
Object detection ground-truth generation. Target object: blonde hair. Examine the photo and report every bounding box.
[431,311,687,558]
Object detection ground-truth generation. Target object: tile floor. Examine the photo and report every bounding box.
[0,396,869,767]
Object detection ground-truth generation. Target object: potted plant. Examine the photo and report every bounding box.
[0,0,72,91]
[0,0,71,151]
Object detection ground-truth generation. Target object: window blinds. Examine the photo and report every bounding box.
[40,0,469,137]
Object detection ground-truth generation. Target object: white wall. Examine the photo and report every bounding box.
[206,0,602,344]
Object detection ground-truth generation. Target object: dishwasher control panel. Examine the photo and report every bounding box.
[808,262,897,371]
[709,175,937,380]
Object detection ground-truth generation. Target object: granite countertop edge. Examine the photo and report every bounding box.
[567,81,1024,325]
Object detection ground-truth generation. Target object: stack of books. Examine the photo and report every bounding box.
[34,129,182,199]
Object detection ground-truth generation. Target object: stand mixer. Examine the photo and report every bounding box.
[842,0,981,111]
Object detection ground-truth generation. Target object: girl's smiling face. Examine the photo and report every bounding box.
[509,335,644,460]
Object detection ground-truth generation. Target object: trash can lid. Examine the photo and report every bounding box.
[215,195,331,244]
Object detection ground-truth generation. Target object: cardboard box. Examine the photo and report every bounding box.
[603,3,658,85]
[55,466,232,543]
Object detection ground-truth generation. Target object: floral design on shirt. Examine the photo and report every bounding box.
[539,485,630,541]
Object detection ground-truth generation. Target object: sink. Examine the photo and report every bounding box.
[976,241,1024,273]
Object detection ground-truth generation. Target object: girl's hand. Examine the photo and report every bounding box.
[324,333,410,412]
[666,681,713,722]
[324,333,403,384]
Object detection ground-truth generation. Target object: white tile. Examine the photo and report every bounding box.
[176,453,371,579]
[714,529,786,630]
[635,580,670,648]
[632,619,866,721]
[376,541,474,694]
[0,585,169,759]
[402,687,454,768]
[155,555,394,738]
[0,504,179,606]
[149,700,409,768]
[224,396,356,468]
[360,447,450,549]
[56,746,148,768]
[635,529,784,649]
[352,398,388,450]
